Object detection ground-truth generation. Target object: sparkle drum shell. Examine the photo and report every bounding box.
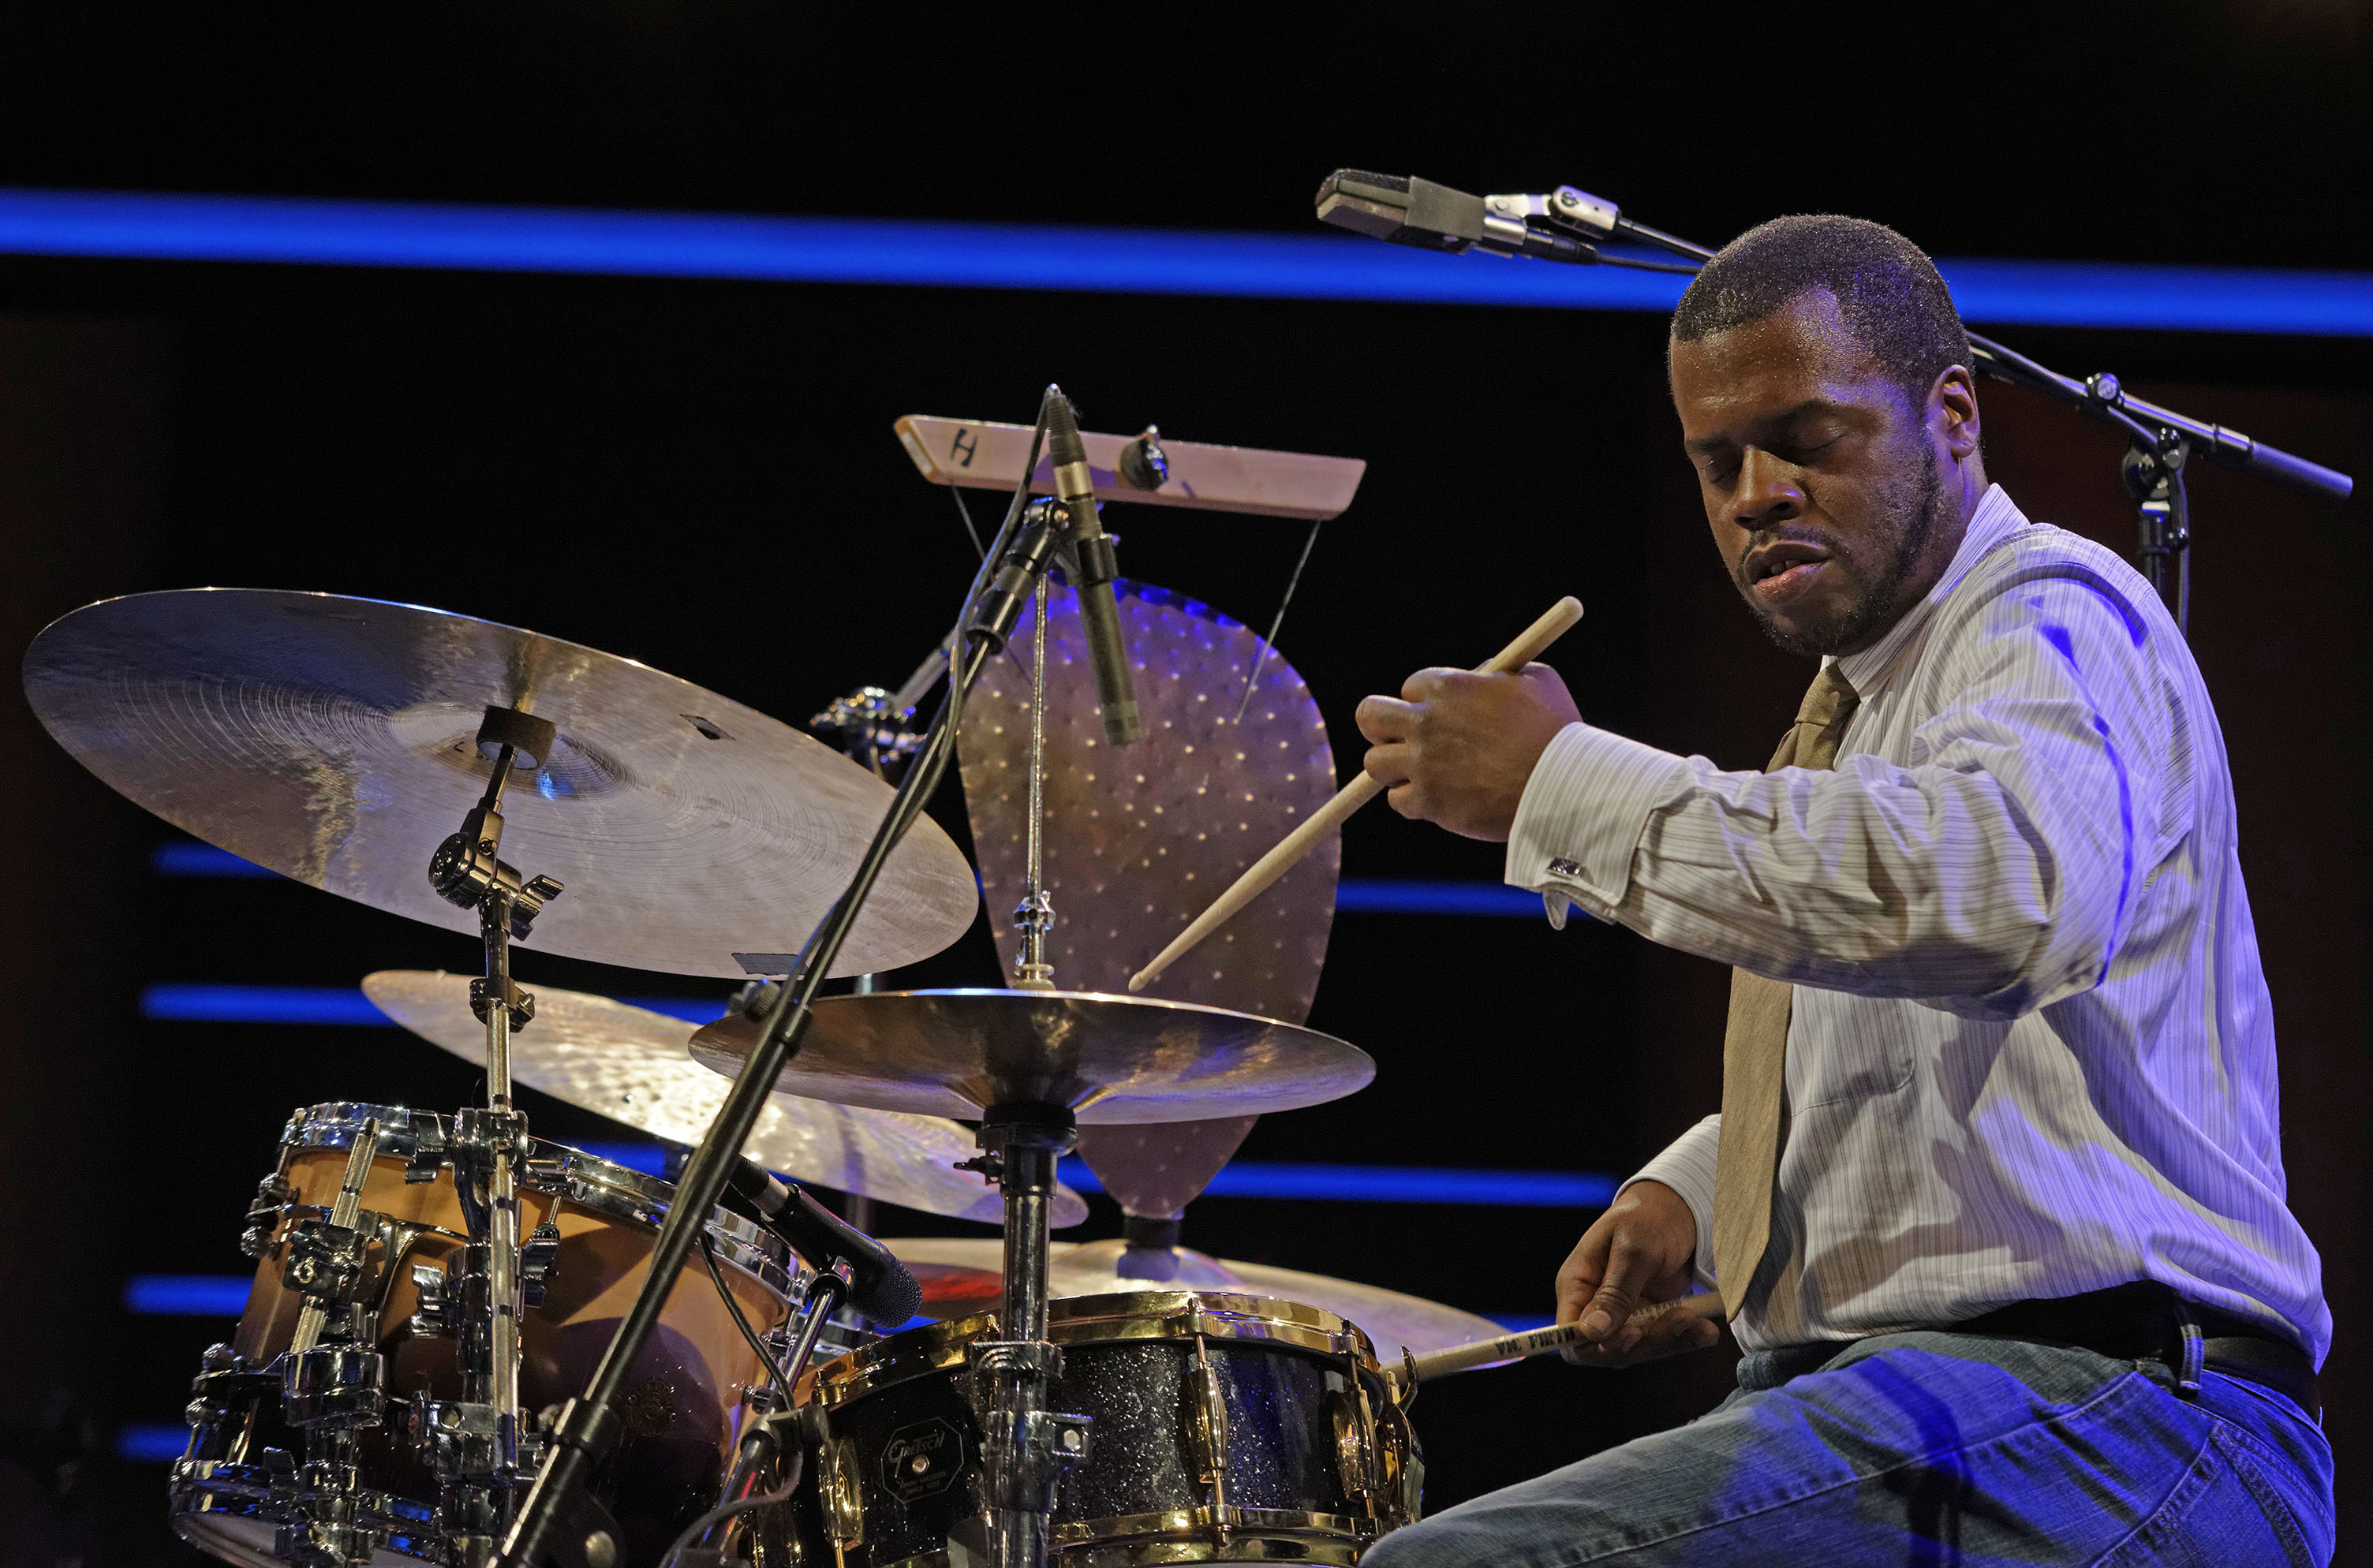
[794,1290,1422,1566]
[172,1102,798,1568]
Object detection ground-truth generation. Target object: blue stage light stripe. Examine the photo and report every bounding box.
[1489,1314,1556,1332]
[1336,879,1548,917]
[137,982,731,1027]
[148,846,1549,922]
[1058,1158,1617,1208]
[2,189,2371,335]
[141,983,391,1025]
[117,1424,190,1463]
[124,1275,252,1316]
[152,841,276,877]
[577,1142,670,1177]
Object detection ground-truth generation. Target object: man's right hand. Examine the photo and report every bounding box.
[1554,1180,1723,1368]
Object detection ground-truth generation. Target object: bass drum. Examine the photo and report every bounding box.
[171,1102,799,1568]
[794,1290,1422,1566]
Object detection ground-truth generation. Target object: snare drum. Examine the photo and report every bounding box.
[796,1290,1422,1566]
[172,1101,800,1568]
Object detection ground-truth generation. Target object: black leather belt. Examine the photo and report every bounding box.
[1956,1280,2319,1422]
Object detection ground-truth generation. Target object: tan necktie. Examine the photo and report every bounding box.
[1709,663,1860,1320]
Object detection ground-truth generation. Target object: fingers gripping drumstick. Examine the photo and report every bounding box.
[1403,1293,1726,1385]
[1127,595,1585,994]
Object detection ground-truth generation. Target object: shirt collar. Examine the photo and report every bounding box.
[1829,483,2027,696]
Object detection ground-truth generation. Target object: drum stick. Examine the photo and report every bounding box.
[1127,595,1583,994]
[1407,1293,1725,1383]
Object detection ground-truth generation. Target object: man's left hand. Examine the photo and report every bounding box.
[1354,663,1580,842]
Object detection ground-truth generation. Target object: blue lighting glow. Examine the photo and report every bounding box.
[152,842,275,877]
[117,1424,191,1463]
[3,189,2370,335]
[1336,879,1548,917]
[124,1274,252,1315]
[137,983,731,1026]
[1489,1314,1556,1332]
[141,983,391,1025]
[148,845,1554,921]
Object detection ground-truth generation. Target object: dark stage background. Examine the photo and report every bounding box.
[0,5,2367,1563]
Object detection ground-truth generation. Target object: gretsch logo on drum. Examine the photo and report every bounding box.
[880,1417,966,1500]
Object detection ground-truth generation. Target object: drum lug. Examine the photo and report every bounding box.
[409,1261,452,1337]
[403,1111,450,1184]
[401,1393,511,1480]
[241,1173,295,1259]
[520,1217,562,1309]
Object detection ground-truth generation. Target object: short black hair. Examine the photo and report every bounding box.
[1669,215,1969,412]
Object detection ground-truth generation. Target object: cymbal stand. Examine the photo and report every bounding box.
[427,705,565,1559]
[970,1099,1088,1568]
[500,390,1070,1568]
[1011,569,1056,990]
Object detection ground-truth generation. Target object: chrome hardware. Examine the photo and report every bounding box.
[242,1173,294,1258]
[281,1346,387,1429]
[520,1217,561,1309]
[282,1219,373,1304]
[409,1260,451,1338]
[402,1392,508,1478]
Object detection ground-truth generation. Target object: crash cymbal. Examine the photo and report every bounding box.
[23,589,978,977]
[689,987,1374,1126]
[887,1238,1511,1359]
[959,579,1342,1225]
[362,971,1086,1228]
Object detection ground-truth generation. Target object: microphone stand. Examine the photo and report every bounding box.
[497,400,1067,1568]
[1500,185,2356,634]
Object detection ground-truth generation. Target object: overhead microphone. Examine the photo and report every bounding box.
[1316,170,1710,267]
[722,1157,924,1327]
[1045,390,1143,746]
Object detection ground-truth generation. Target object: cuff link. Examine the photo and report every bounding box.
[1547,857,1583,878]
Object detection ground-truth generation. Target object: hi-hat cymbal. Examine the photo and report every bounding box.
[689,988,1374,1126]
[888,1238,1510,1359]
[23,589,979,977]
[362,971,1086,1228]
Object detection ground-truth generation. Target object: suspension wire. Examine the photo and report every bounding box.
[949,483,987,560]
[1232,517,1325,728]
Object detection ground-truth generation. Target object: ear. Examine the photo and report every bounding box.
[1930,364,1982,465]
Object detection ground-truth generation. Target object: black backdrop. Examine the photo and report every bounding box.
[0,6,2367,1564]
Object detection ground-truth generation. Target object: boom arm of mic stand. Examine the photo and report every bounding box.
[498,517,1062,1568]
[1532,192,2353,502]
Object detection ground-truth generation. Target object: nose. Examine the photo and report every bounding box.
[1729,447,1805,535]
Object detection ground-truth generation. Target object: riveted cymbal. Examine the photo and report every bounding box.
[23,589,980,976]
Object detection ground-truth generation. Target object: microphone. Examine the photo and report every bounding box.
[1316,170,1611,263]
[1045,390,1143,745]
[723,1158,924,1327]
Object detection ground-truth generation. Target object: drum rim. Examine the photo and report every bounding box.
[279,1100,794,1294]
[803,1289,1381,1408]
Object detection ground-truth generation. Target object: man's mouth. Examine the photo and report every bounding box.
[1745,539,1833,603]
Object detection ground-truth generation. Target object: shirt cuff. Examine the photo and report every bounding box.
[1504,722,1691,925]
[1621,1113,1721,1289]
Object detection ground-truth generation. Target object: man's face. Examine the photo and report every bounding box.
[1669,290,1964,658]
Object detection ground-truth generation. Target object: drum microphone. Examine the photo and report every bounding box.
[1315,170,1607,263]
[1046,390,1143,746]
[724,1158,925,1327]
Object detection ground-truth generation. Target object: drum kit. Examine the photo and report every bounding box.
[22,391,1579,1568]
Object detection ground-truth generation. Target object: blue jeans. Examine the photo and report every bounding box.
[1363,1331,2334,1566]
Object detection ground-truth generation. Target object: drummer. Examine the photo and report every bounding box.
[1353,215,2332,1565]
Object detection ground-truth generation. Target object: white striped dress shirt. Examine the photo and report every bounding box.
[1506,484,2328,1362]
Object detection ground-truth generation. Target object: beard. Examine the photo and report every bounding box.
[1742,439,1945,659]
